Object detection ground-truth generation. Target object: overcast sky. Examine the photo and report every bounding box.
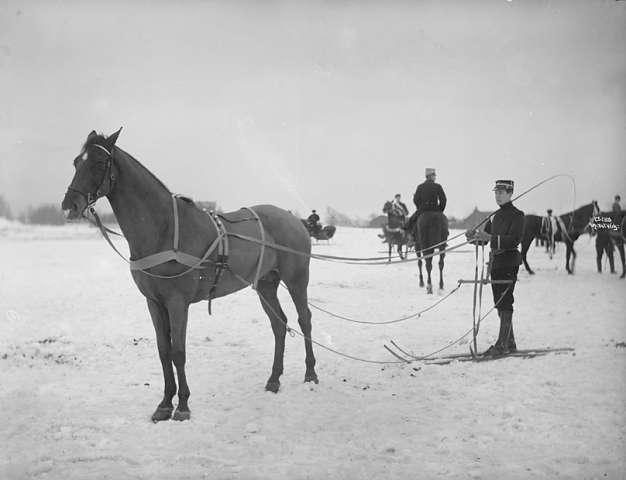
[1,0,624,220]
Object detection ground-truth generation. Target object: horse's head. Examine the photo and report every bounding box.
[592,200,600,217]
[61,128,122,219]
[382,201,392,214]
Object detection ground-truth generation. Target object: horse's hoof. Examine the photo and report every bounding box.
[265,381,280,393]
[419,281,424,288]
[529,271,535,275]
[151,406,173,423]
[172,409,191,421]
[426,286,433,294]
[304,372,319,384]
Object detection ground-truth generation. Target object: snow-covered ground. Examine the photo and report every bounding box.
[1,221,624,479]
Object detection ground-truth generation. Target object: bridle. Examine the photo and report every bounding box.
[66,144,116,211]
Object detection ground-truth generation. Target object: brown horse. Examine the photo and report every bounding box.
[520,201,599,275]
[411,211,449,294]
[61,129,318,422]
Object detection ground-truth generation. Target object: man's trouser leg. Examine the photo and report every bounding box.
[490,267,518,353]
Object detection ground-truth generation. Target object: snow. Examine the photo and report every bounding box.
[1,223,624,479]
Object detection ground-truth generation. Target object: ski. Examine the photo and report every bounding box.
[422,347,574,365]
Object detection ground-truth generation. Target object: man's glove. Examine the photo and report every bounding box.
[465,229,491,246]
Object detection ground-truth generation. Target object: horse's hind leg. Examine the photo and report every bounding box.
[438,248,445,291]
[425,255,433,294]
[617,242,626,278]
[147,298,176,422]
[286,276,318,385]
[417,255,424,287]
[256,270,288,393]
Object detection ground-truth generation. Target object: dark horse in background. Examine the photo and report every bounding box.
[301,219,336,241]
[408,211,449,294]
[62,129,318,422]
[381,200,409,261]
[520,201,599,275]
[593,210,625,278]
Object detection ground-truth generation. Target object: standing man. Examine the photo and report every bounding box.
[544,208,557,259]
[612,195,622,213]
[466,180,525,357]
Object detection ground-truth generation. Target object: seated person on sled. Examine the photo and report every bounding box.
[465,179,524,357]
[307,209,321,235]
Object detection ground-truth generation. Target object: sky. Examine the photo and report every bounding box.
[0,0,624,221]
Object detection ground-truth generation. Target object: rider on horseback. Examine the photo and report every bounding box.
[407,168,447,232]
[389,193,409,223]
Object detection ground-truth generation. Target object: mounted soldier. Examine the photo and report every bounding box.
[407,168,447,233]
[388,193,409,224]
[381,194,410,260]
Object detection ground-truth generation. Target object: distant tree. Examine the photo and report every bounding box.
[0,194,12,220]
[27,203,66,225]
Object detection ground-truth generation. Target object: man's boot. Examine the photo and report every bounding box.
[500,310,516,353]
[483,310,510,357]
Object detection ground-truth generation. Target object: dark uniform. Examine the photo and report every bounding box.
[413,179,447,214]
[484,201,525,312]
[307,211,320,225]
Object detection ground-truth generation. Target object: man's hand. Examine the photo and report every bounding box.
[465,229,491,246]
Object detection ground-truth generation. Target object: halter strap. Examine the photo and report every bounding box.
[92,144,111,156]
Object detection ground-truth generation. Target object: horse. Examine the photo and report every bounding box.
[381,200,409,261]
[410,211,449,294]
[520,201,599,275]
[301,219,336,241]
[61,129,318,422]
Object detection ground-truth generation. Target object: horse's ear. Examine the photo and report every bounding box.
[87,130,98,141]
[105,127,123,148]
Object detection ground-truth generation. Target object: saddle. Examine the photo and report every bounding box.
[218,208,258,224]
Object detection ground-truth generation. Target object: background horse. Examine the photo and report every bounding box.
[411,211,449,294]
[61,129,318,422]
[520,201,599,275]
[301,219,336,241]
[382,200,408,261]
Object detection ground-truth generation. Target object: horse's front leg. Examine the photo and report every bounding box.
[147,298,176,422]
[167,298,191,421]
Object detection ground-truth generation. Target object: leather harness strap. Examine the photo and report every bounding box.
[242,207,266,290]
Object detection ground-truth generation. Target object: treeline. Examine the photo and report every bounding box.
[0,195,117,225]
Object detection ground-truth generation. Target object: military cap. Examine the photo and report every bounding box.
[493,179,514,191]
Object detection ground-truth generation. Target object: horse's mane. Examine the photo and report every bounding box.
[84,133,172,195]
